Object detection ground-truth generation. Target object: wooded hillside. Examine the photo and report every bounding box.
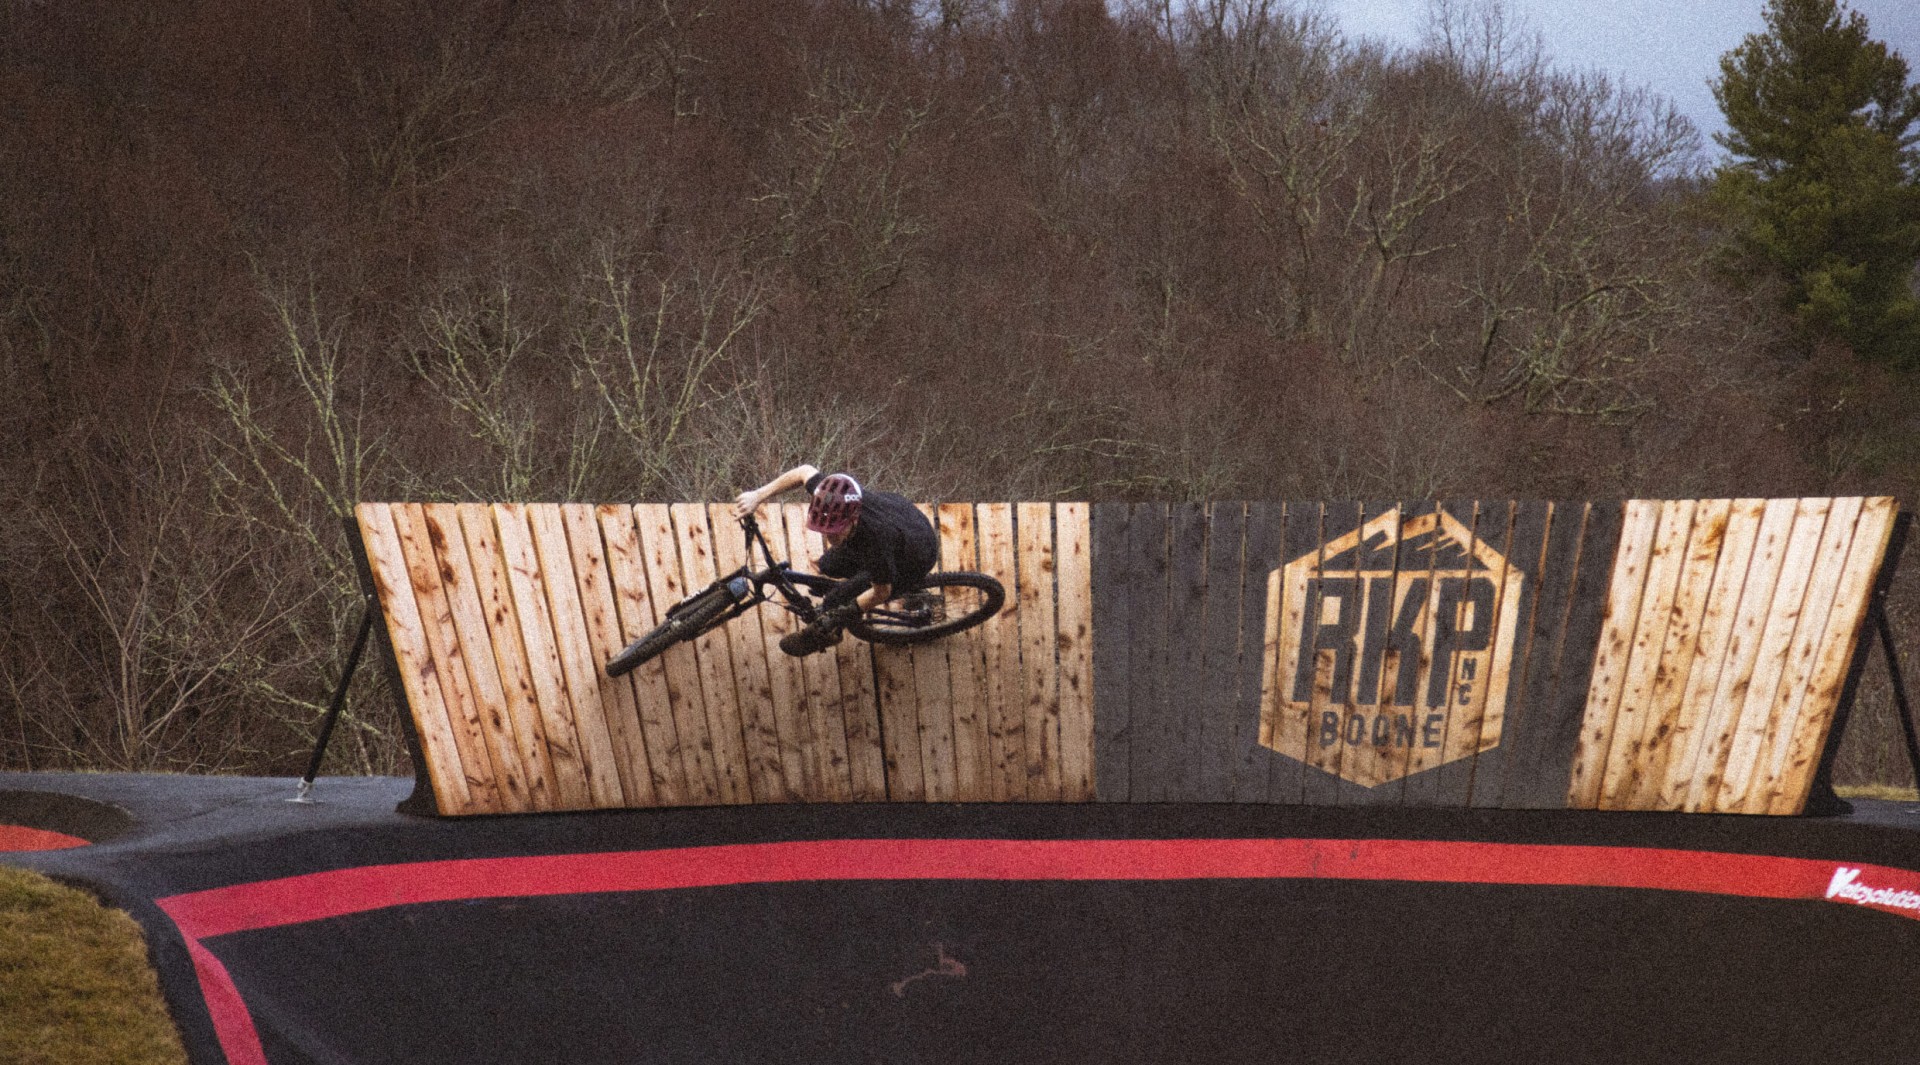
[2,0,1914,786]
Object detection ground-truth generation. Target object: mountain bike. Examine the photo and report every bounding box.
[605,513,1005,677]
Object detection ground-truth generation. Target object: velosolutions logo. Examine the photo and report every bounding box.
[1826,867,1920,913]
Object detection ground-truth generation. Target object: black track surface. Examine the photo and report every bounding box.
[6,772,1920,1065]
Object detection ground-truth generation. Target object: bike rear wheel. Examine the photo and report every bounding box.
[848,572,1005,646]
[606,590,732,677]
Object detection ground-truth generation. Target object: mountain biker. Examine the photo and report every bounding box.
[733,465,939,656]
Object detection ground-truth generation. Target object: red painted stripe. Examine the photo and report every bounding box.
[0,824,89,851]
[152,837,1920,1065]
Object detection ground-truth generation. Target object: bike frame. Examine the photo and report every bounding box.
[688,516,933,632]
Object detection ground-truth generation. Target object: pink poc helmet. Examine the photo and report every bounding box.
[806,473,864,535]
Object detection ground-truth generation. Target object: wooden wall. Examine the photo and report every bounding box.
[353,502,1092,815]
[355,497,1901,816]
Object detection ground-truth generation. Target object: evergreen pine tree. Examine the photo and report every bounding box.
[1711,0,1920,366]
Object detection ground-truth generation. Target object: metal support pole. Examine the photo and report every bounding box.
[290,598,377,804]
[1878,610,1920,796]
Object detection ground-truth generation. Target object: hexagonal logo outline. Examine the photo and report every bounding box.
[1257,507,1525,788]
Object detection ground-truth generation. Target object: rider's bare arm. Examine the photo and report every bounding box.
[734,464,820,519]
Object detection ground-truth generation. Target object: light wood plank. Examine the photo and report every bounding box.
[1745,497,1861,813]
[734,506,814,799]
[597,505,687,805]
[527,504,626,808]
[1769,497,1899,812]
[1596,500,1695,809]
[909,503,960,801]
[783,505,859,801]
[634,503,723,805]
[669,503,754,804]
[559,504,658,807]
[1624,499,1731,809]
[1712,498,1832,811]
[455,504,558,811]
[1017,502,1063,799]
[937,503,995,801]
[391,503,508,813]
[1688,498,1797,811]
[491,504,594,809]
[1394,504,1449,801]
[707,503,793,803]
[1566,500,1660,808]
[1662,499,1768,809]
[356,504,473,814]
[422,504,533,813]
[1055,502,1096,801]
[976,502,1026,801]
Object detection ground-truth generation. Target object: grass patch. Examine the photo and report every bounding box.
[1836,784,1920,802]
[0,866,188,1065]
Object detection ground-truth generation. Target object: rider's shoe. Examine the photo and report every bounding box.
[780,605,858,657]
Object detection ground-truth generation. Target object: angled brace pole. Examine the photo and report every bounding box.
[1877,607,1920,793]
[289,596,378,804]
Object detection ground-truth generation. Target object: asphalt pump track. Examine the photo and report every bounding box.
[6,772,1920,1065]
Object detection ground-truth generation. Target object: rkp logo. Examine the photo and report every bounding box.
[1258,508,1524,788]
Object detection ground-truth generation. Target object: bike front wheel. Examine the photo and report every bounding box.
[848,572,1005,646]
[605,590,732,677]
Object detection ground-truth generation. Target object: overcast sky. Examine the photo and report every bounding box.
[1324,0,1920,158]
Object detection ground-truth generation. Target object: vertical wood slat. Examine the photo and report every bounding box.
[1566,500,1661,808]
[938,504,994,802]
[1598,499,1698,809]
[706,503,791,803]
[1233,502,1283,803]
[1443,501,1521,806]
[1622,499,1731,810]
[910,503,961,801]
[1127,503,1172,802]
[559,504,656,809]
[975,503,1025,801]
[1054,503,1097,802]
[1262,501,1320,805]
[1017,502,1063,799]
[1390,502,1444,806]
[1515,501,1624,809]
[669,503,753,804]
[1691,498,1800,810]
[597,505,687,806]
[1342,502,1409,805]
[356,504,475,814]
[1090,502,1132,801]
[390,503,508,814]
[1768,497,1900,812]
[1711,498,1833,811]
[1744,497,1862,813]
[633,504,723,805]
[1197,502,1246,803]
[1591,500,1693,810]
[526,505,626,808]
[421,504,533,814]
[1666,499,1768,810]
[784,505,861,803]
[1470,500,1555,809]
[490,504,593,809]
[1166,505,1210,801]
[734,506,812,801]
[456,504,558,811]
